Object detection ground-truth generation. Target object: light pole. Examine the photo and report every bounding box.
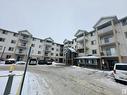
[19,45,32,95]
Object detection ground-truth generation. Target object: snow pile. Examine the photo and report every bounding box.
[0,71,48,95]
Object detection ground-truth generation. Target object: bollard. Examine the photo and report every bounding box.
[9,64,16,73]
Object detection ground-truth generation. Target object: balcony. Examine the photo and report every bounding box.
[100,37,116,46]
[76,36,84,43]
[100,48,118,57]
[98,26,113,36]
[17,44,27,49]
[15,51,26,55]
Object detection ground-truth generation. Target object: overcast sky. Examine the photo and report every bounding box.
[0,0,127,43]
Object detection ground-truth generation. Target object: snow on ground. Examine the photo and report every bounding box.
[0,71,48,95]
[71,65,127,91]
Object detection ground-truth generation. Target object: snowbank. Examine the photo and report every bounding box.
[0,71,47,95]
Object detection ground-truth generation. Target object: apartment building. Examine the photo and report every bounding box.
[0,29,64,62]
[64,16,127,69]
[94,16,127,69]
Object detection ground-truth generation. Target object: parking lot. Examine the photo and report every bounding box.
[0,63,127,95]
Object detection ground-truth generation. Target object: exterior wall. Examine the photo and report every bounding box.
[0,29,18,59]
[63,16,127,69]
[0,29,64,62]
[31,38,45,59]
[86,31,99,56]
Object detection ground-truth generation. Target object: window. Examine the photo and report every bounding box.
[13,33,18,37]
[11,40,16,44]
[51,53,54,56]
[91,32,95,36]
[40,40,43,42]
[104,36,113,43]
[8,47,14,51]
[22,43,26,46]
[121,19,127,26]
[38,51,41,54]
[39,45,41,48]
[31,44,35,47]
[52,48,54,50]
[56,54,58,56]
[124,32,127,38]
[0,38,5,42]
[91,40,96,45]
[0,46,3,50]
[92,50,97,54]
[2,30,8,34]
[19,49,23,53]
[56,49,59,51]
[6,55,11,59]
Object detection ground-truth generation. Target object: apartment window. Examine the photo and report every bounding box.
[6,55,11,59]
[91,40,96,45]
[19,49,23,53]
[56,53,58,56]
[60,53,63,56]
[92,50,97,54]
[124,32,127,38]
[91,32,95,36]
[8,47,14,51]
[31,44,35,47]
[56,49,59,51]
[52,48,54,50]
[2,30,8,34]
[38,51,41,54]
[0,46,3,50]
[13,33,18,37]
[121,19,127,26]
[51,53,54,56]
[39,45,42,48]
[40,40,43,42]
[11,40,16,44]
[0,38,5,42]
[22,43,26,46]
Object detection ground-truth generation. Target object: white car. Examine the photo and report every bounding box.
[113,63,127,82]
[16,61,26,65]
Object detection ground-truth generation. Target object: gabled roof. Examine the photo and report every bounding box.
[18,30,32,36]
[74,30,87,37]
[63,39,71,44]
[44,37,54,42]
[93,16,118,28]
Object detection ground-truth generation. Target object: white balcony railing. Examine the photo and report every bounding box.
[100,37,115,45]
[76,36,84,42]
[98,26,113,35]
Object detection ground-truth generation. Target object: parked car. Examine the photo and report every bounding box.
[47,60,52,65]
[29,58,37,65]
[38,60,47,65]
[5,58,16,64]
[113,63,127,82]
[16,61,26,65]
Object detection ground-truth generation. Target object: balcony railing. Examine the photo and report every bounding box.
[100,51,117,57]
[100,37,115,46]
[76,36,84,42]
[98,26,113,36]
